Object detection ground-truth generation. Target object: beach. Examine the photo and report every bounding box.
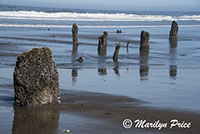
[0,5,200,134]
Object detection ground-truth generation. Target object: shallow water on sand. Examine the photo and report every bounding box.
[1,23,200,112]
[1,67,200,112]
[1,26,200,69]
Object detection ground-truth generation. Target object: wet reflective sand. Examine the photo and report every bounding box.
[0,20,200,134]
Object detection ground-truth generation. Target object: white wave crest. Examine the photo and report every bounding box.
[0,24,200,28]
[0,11,200,21]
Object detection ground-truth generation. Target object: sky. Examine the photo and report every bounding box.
[0,0,200,11]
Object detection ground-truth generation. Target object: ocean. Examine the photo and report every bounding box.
[0,5,200,27]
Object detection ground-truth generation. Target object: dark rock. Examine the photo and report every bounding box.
[98,31,108,56]
[116,30,122,33]
[72,23,79,54]
[140,31,150,56]
[13,47,60,106]
[76,57,84,63]
[113,43,120,62]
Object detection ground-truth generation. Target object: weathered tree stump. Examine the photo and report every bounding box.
[113,43,120,62]
[98,31,108,56]
[169,21,178,40]
[169,21,178,48]
[140,31,150,56]
[13,47,60,106]
[72,23,79,54]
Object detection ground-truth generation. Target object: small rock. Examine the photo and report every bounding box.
[116,29,122,33]
[76,57,84,63]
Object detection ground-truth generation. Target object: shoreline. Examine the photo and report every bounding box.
[1,89,200,134]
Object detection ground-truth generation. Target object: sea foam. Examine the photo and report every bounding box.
[0,24,200,28]
[0,11,200,21]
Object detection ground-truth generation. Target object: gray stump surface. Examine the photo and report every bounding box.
[169,21,178,40]
[13,47,60,106]
[169,21,178,48]
[72,23,79,54]
[98,31,108,56]
[140,31,150,56]
[113,43,120,62]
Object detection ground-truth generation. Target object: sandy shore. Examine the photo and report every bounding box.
[8,90,200,134]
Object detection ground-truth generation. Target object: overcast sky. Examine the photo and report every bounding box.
[0,0,200,11]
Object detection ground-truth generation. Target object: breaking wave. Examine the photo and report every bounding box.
[0,11,200,21]
[0,24,200,28]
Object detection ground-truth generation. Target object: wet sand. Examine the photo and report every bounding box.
[60,90,200,134]
[8,90,200,134]
[0,21,200,133]
[0,34,140,47]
